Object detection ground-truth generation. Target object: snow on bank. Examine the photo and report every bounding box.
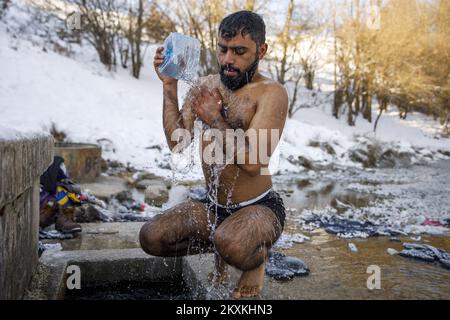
[0,17,196,178]
[0,125,48,141]
[281,161,450,237]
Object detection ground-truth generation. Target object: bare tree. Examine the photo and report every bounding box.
[0,0,10,17]
[73,0,121,70]
[125,0,145,78]
[333,0,450,132]
[267,0,323,117]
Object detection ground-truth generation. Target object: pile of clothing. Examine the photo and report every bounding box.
[302,214,407,238]
[397,243,450,270]
[265,251,310,281]
[40,156,94,234]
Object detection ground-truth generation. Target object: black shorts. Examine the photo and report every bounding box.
[203,190,286,230]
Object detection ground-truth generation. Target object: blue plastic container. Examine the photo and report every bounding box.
[159,32,200,82]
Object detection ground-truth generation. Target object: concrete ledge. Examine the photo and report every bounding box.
[0,131,53,299]
[0,133,54,207]
[26,248,182,300]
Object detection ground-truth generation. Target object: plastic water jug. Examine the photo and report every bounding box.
[159,32,200,82]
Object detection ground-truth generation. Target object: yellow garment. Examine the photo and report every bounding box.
[56,186,81,206]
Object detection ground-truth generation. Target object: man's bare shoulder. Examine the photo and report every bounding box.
[253,77,288,109]
[258,77,287,95]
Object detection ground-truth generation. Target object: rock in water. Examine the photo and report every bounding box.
[439,259,450,270]
[144,182,169,207]
[117,213,151,222]
[265,251,309,281]
[75,204,115,222]
[387,248,399,255]
[348,243,358,253]
[399,249,436,262]
[115,190,134,203]
[189,186,207,201]
[398,242,450,269]
[39,229,74,240]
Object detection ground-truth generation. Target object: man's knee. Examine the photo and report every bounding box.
[213,228,265,271]
[139,219,166,256]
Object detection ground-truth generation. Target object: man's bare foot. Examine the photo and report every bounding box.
[232,262,266,299]
[209,254,229,286]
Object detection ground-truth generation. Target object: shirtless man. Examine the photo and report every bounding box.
[139,11,288,298]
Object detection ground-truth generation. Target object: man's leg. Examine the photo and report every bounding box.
[139,200,215,256]
[213,205,282,298]
[209,252,229,286]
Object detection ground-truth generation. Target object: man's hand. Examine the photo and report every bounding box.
[153,46,177,86]
[192,86,224,127]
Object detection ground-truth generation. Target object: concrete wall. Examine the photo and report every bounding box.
[0,133,53,299]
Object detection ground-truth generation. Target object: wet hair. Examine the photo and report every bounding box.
[218,11,266,47]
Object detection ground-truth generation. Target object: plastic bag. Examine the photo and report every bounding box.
[159,32,200,82]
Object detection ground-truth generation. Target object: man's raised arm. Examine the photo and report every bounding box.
[154,47,196,152]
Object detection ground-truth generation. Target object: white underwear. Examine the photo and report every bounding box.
[207,188,272,210]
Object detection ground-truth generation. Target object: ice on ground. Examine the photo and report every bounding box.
[274,233,310,249]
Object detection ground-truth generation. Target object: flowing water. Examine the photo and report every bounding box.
[47,160,450,299]
[269,160,450,299]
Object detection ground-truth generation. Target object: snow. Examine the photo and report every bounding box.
[0,12,193,178]
[273,233,310,249]
[0,124,47,140]
[286,160,450,238]
[1,6,449,178]
[292,95,449,150]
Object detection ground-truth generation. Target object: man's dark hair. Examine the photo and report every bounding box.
[218,11,266,47]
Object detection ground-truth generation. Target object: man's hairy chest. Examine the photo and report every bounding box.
[219,88,257,130]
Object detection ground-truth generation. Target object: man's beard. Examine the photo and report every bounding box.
[219,57,259,91]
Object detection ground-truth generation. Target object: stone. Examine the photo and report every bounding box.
[265,251,310,281]
[115,190,134,203]
[287,155,314,170]
[144,182,169,207]
[387,248,399,255]
[135,178,171,190]
[79,175,128,200]
[438,149,450,157]
[136,179,156,190]
[166,185,190,206]
[74,204,115,223]
[0,132,54,299]
[189,186,207,202]
[135,172,159,181]
[348,243,358,253]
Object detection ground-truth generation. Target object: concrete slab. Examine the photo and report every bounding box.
[26,248,181,300]
[42,222,145,251]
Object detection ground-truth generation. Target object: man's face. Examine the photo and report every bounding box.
[217,33,266,91]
